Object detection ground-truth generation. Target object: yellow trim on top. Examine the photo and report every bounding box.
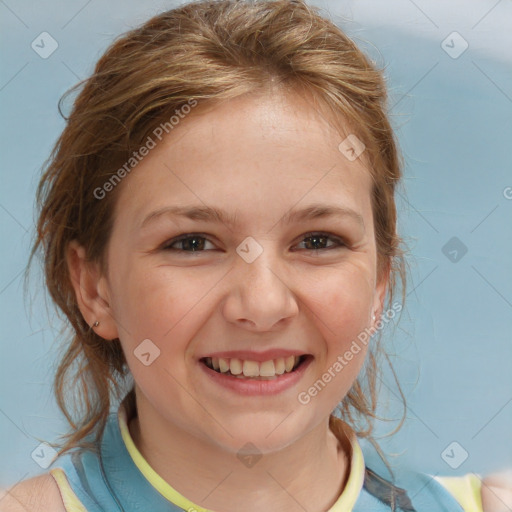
[435,474,483,512]
[50,467,88,512]
[117,403,366,512]
[327,419,366,512]
[118,404,214,512]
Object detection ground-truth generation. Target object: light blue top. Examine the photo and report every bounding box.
[49,391,481,511]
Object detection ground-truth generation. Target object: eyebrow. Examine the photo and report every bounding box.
[140,204,365,231]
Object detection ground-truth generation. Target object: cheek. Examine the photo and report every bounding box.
[108,267,196,392]
[296,268,373,411]
[305,266,374,369]
[108,262,191,343]
[309,265,373,327]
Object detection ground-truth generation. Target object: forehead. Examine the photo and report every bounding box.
[113,91,374,229]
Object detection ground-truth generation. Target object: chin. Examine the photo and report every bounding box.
[210,410,317,454]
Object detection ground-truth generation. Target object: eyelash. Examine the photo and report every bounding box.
[161,232,347,254]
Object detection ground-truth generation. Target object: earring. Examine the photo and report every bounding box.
[372,313,376,321]
[93,321,100,328]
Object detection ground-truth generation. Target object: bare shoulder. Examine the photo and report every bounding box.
[0,473,66,512]
[482,471,512,512]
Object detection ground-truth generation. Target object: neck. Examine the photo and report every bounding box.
[127,400,351,512]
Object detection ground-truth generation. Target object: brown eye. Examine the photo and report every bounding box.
[163,234,215,252]
[296,233,346,251]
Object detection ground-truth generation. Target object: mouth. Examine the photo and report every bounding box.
[200,354,310,380]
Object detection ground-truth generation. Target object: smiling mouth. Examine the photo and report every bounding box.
[200,355,310,379]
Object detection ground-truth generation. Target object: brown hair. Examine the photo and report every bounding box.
[30,0,407,459]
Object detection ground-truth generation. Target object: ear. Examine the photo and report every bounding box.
[371,258,391,324]
[66,240,119,341]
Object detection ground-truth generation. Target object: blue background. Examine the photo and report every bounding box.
[1,0,511,490]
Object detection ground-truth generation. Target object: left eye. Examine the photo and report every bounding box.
[295,232,345,251]
[162,232,345,253]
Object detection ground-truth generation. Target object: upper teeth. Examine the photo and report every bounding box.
[205,356,300,377]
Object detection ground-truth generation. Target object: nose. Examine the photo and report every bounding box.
[222,244,299,332]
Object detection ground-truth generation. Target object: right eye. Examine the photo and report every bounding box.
[162,233,216,253]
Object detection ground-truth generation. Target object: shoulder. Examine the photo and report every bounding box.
[0,473,67,512]
[436,472,512,512]
[481,471,512,512]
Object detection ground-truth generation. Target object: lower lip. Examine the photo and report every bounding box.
[199,357,312,396]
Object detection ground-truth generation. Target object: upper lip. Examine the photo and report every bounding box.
[199,349,309,362]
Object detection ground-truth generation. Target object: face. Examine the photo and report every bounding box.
[83,90,388,455]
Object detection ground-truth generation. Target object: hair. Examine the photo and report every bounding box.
[30,0,407,460]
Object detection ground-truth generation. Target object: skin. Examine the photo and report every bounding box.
[67,89,389,512]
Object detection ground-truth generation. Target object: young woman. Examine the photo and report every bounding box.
[3,1,511,510]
